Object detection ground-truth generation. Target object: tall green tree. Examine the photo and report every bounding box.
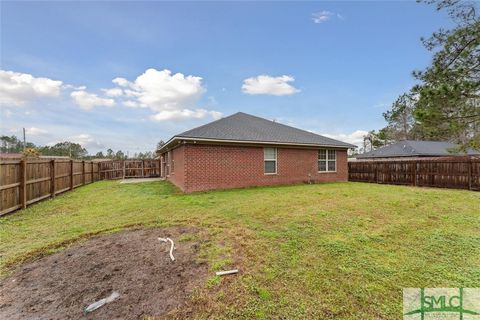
[0,135,35,153]
[114,150,126,160]
[383,92,420,141]
[363,129,389,152]
[106,149,114,159]
[375,0,479,150]
[39,142,88,158]
[413,0,480,149]
[95,151,105,158]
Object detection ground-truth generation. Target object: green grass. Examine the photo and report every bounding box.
[1,181,479,319]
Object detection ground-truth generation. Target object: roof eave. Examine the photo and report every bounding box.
[157,136,355,153]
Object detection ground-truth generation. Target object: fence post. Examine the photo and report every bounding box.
[468,158,472,190]
[142,160,145,177]
[91,162,94,182]
[413,160,417,186]
[82,161,86,185]
[50,160,56,198]
[20,159,27,209]
[159,158,161,177]
[123,160,126,179]
[374,163,378,183]
[70,160,74,190]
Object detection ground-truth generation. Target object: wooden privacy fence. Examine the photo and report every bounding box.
[348,157,480,191]
[1,159,163,216]
[0,159,100,216]
[98,159,161,180]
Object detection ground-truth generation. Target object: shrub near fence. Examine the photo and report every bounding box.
[0,159,99,216]
[348,157,480,191]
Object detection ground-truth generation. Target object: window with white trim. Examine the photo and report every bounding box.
[318,149,336,172]
[264,148,277,174]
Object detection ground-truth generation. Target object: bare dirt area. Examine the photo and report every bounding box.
[0,227,209,320]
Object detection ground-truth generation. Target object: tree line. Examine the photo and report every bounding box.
[364,0,479,152]
[0,135,165,160]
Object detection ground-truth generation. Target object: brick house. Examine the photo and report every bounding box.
[158,112,355,192]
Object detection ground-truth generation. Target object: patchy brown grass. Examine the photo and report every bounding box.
[1,180,479,319]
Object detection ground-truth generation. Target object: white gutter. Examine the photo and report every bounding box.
[158,136,355,153]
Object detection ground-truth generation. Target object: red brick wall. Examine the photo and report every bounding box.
[166,145,186,190]
[172,144,348,192]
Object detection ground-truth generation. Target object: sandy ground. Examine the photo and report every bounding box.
[0,228,208,320]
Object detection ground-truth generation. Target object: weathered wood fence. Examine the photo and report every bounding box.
[0,159,162,216]
[1,159,100,216]
[348,157,480,191]
[98,159,161,180]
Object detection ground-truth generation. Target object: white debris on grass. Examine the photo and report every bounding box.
[158,237,175,261]
[215,269,239,276]
[84,291,120,314]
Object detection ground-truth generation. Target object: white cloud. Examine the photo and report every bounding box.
[48,133,105,150]
[102,87,123,97]
[242,75,300,96]
[1,68,222,123]
[0,70,63,106]
[70,90,115,110]
[312,11,344,24]
[112,77,129,87]
[123,100,141,108]
[150,109,222,121]
[25,127,48,136]
[109,68,221,121]
[321,130,368,147]
[116,68,205,110]
[63,84,86,90]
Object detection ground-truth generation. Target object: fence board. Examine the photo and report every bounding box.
[349,158,480,191]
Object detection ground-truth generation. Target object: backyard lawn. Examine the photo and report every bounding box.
[1,181,479,319]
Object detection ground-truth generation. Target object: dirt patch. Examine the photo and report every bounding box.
[0,227,209,319]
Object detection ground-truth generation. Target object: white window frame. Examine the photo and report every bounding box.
[318,149,336,172]
[264,147,277,175]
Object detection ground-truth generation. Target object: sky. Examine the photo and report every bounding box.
[0,1,452,155]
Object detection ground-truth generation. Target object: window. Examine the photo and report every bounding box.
[264,148,277,174]
[319,149,336,172]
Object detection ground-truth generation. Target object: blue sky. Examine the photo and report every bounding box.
[0,1,451,154]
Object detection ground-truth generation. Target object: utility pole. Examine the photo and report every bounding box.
[23,127,26,151]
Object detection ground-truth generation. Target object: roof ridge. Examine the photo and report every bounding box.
[226,112,350,145]
[176,112,239,137]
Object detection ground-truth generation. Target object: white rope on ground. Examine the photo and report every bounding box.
[158,237,175,261]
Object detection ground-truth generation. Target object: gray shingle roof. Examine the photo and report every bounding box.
[356,140,480,159]
[161,112,355,150]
